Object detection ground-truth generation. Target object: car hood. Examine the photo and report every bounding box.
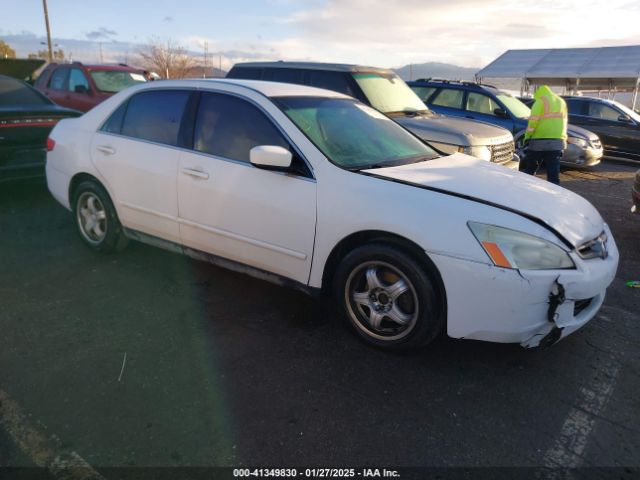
[363,153,604,247]
[567,123,599,141]
[395,114,512,147]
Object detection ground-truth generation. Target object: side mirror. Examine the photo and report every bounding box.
[618,114,633,124]
[250,145,292,171]
[74,85,89,94]
[494,107,508,119]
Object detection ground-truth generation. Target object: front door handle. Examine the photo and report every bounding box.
[181,167,210,180]
[96,145,116,155]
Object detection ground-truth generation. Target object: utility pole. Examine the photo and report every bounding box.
[203,41,208,78]
[99,42,103,63]
[42,0,53,62]
[219,54,222,76]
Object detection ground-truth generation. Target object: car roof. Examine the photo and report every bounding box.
[132,78,352,99]
[231,61,395,75]
[45,62,143,72]
[562,95,613,104]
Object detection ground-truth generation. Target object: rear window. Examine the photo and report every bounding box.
[120,90,190,146]
[0,77,50,106]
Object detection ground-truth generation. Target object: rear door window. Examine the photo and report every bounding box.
[431,88,464,109]
[120,90,191,146]
[193,92,290,163]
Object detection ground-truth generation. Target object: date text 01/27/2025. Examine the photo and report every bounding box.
[232,468,401,478]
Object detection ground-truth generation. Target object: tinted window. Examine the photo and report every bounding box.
[307,71,355,96]
[466,92,498,115]
[68,68,90,92]
[269,68,305,85]
[194,92,289,163]
[588,102,621,122]
[121,90,190,146]
[0,77,50,106]
[101,101,129,134]
[409,86,436,102]
[49,68,68,90]
[432,88,464,109]
[228,67,262,80]
[566,99,586,115]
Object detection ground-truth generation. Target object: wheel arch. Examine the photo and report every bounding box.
[68,172,112,208]
[321,230,447,310]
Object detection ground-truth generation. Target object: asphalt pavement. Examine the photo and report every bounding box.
[0,163,639,477]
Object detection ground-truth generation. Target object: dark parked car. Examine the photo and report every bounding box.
[563,96,640,162]
[0,75,81,182]
[633,169,640,213]
[408,79,603,168]
[34,62,147,112]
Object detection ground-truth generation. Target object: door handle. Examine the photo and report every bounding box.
[96,145,116,155]
[181,167,209,180]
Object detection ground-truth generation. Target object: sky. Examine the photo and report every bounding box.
[2,0,640,71]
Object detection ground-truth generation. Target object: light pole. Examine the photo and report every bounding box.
[42,0,53,62]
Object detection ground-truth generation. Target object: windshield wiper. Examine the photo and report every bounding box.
[359,154,437,170]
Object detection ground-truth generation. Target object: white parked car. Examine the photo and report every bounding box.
[46,79,619,350]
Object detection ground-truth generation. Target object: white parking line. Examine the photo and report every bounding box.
[0,389,105,480]
[542,353,620,469]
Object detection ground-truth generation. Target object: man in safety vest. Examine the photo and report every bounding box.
[522,85,568,185]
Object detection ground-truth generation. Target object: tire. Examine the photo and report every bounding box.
[72,180,128,253]
[333,243,444,350]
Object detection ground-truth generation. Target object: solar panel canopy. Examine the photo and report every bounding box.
[476,46,640,90]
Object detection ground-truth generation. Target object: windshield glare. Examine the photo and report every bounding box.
[352,73,428,114]
[275,96,438,170]
[89,70,147,93]
[496,93,531,119]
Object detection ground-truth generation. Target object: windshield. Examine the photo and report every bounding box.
[352,72,428,115]
[89,70,147,93]
[275,96,438,170]
[0,77,50,106]
[613,100,640,123]
[496,93,531,119]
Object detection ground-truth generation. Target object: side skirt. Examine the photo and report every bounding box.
[123,227,321,298]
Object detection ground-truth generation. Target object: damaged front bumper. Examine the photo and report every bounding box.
[429,225,619,348]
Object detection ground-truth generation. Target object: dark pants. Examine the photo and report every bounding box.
[523,149,562,185]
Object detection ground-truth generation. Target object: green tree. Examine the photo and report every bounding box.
[0,40,16,59]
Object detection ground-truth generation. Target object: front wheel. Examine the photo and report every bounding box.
[333,244,444,350]
[72,180,128,253]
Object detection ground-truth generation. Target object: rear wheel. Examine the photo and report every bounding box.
[72,180,128,253]
[333,244,444,350]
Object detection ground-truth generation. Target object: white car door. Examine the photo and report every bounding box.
[91,89,192,243]
[177,92,317,284]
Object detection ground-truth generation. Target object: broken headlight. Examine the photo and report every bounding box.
[468,222,575,270]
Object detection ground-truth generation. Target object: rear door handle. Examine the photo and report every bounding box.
[181,167,209,180]
[96,145,116,155]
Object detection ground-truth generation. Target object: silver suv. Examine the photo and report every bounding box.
[227,62,518,168]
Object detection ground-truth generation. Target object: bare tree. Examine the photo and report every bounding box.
[0,40,16,59]
[28,49,65,61]
[138,38,197,79]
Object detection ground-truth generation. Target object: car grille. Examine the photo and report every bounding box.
[490,141,515,164]
[590,138,602,150]
[574,298,593,316]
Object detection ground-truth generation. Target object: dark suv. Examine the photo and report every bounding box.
[408,79,603,168]
[563,96,640,162]
[35,62,147,112]
[227,62,518,168]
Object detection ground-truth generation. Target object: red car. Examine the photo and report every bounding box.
[34,62,147,112]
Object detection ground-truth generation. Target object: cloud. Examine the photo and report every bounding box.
[163,16,173,23]
[85,27,117,40]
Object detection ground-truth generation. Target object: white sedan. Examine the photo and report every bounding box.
[46,79,618,350]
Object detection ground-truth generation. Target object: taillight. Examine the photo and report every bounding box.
[46,138,56,152]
